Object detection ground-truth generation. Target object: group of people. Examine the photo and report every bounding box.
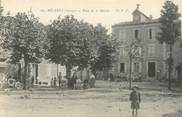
[50,72,96,90]
[50,77,57,88]
[67,73,96,90]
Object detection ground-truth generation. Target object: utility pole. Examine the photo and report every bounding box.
[128,39,142,89]
[129,50,132,89]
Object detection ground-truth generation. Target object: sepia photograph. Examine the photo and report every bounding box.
[0,0,181,117]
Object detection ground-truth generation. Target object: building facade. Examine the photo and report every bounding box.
[112,6,182,80]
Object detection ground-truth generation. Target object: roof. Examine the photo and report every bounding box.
[112,7,160,28]
[132,9,150,20]
[112,18,160,28]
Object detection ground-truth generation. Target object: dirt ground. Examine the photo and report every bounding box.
[0,80,182,117]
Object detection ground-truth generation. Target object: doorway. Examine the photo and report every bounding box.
[120,63,125,73]
[148,62,156,77]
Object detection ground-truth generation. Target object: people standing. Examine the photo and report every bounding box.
[129,86,141,117]
[75,78,82,89]
[50,78,54,87]
[89,73,95,88]
[71,71,77,90]
[53,77,57,88]
[109,73,114,81]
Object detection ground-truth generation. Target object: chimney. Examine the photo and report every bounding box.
[149,15,153,19]
[136,4,140,10]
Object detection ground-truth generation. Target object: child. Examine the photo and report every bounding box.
[129,86,141,117]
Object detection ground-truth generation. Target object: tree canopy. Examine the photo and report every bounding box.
[46,15,94,78]
[1,12,46,64]
[157,0,181,90]
[0,11,46,89]
[157,0,181,44]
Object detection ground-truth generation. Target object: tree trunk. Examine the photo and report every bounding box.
[168,44,173,90]
[66,64,71,79]
[17,63,21,82]
[103,67,109,80]
[57,64,60,88]
[87,67,90,80]
[66,64,72,89]
[80,69,83,80]
[23,59,28,90]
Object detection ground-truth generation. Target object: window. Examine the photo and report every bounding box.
[119,31,126,41]
[148,62,156,77]
[148,44,155,57]
[120,63,125,73]
[120,47,125,57]
[149,28,152,39]
[134,62,140,73]
[134,30,139,39]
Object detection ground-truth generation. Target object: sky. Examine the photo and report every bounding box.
[1,0,182,31]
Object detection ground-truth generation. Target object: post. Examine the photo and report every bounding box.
[129,54,132,89]
[129,42,133,90]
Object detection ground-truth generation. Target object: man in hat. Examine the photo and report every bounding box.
[129,85,141,117]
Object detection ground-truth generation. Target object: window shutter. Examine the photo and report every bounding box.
[125,63,127,72]
[132,62,134,72]
[139,62,142,72]
[139,47,142,56]
[118,63,120,73]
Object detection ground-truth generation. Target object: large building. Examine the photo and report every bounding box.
[112,6,182,80]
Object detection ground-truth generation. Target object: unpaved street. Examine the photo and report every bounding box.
[0,81,182,117]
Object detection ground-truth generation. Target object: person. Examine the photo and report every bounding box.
[31,76,34,87]
[67,77,72,89]
[109,73,114,81]
[71,71,77,90]
[83,79,89,89]
[53,77,57,88]
[50,78,54,87]
[60,76,68,89]
[129,85,141,117]
[75,78,82,89]
[89,73,96,88]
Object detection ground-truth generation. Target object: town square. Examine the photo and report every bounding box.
[0,0,181,117]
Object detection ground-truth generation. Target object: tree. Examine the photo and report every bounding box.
[46,15,93,80]
[76,20,94,69]
[94,41,115,80]
[89,24,109,57]
[0,12,46,89]
[89,24,115,79]
[157,1,181,90]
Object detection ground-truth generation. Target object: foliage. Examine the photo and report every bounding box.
[157,0,181,44]
[0,12,46,89]
[1,12,46,63]
[46,15,93,78]
[157,1,181,90]
[89,25,115,74]
[91,40,115,71]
